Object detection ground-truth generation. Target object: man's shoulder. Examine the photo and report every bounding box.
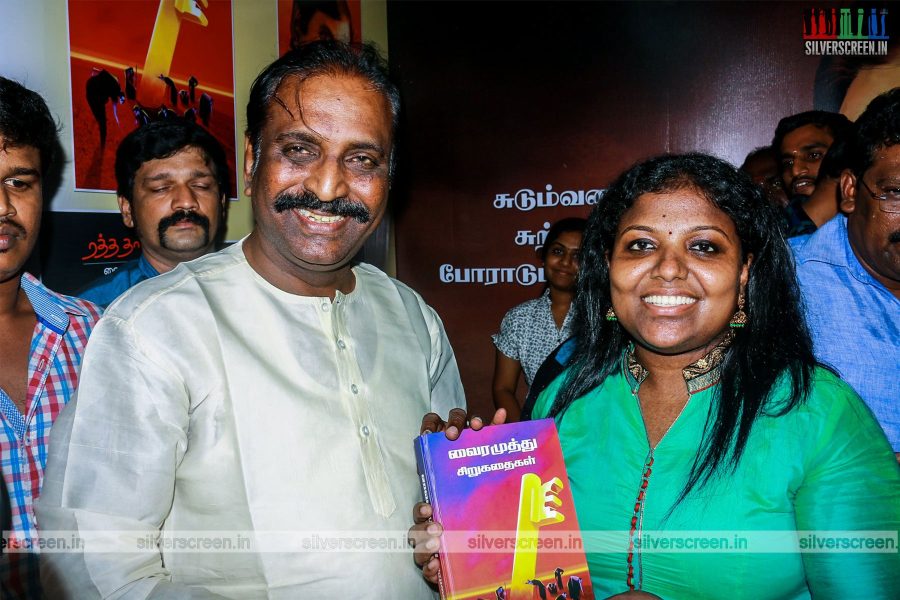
[104,245,246,319]
[21,273,102,329]
[355,262,427,303]
[77,258,147,308]
[792,215,848,268]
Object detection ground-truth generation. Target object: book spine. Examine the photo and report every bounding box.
[414,435,450,600]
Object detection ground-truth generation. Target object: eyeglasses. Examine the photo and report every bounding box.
[858,178,900,213]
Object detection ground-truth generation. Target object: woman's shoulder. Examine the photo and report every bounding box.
[766,366,894,457]
[504,294,549,319]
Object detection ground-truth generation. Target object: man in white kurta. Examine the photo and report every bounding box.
[36,42,464,598]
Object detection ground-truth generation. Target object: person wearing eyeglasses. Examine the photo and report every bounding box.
[791,87,900,461]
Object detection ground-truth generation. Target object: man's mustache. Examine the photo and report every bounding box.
[0,217,27,238]
[273,191,371,224]
[157,210,210,237]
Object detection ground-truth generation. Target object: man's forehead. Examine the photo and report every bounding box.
[781,125,834,151]
[0,137,41,172]
[866,143,900,176]
[139,146,214,173]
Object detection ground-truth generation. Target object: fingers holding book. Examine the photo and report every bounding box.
[419,408,508,440]
[409,501,442,584]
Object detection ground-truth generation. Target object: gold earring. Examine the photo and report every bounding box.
[606,307,617,321]
[730,292,748,328]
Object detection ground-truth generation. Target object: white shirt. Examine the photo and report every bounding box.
[36,241,464,599]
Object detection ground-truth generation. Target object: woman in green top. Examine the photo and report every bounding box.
[413,153,899,599]
[532,153,899,599]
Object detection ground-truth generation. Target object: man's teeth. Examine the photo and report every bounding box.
[643,295,696,306]
[299,208,343,223]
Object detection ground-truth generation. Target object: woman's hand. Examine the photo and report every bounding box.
[409,502,442,584]
[420,407,507,440]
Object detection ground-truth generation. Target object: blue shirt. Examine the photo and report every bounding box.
[77,254,158,309]
[790,215,900,450]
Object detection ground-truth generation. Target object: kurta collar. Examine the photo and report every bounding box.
[625,330,734,394]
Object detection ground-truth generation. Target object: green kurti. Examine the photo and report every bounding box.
[532,364,900,599]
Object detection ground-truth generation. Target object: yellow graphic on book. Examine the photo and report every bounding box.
[508,474,565,600]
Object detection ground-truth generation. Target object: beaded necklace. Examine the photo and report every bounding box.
[622,333,733,591]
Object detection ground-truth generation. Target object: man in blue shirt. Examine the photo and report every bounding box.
[791,88,900,459]
[772,110,853,237]
[78,120,229,308]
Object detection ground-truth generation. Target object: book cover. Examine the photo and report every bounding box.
[415,418,594,600]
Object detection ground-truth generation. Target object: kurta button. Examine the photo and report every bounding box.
[321,302,330,312]
[337,339,346,349]
[360,425,370,436]
[351,384,359,394]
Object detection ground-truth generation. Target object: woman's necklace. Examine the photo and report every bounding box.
[625,385,691,591]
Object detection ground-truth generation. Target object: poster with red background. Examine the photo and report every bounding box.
[68,0,237,197]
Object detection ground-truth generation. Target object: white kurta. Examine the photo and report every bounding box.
[36,241,464,599]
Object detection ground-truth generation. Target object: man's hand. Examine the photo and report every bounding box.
[419,408,507,440]
[408,502,442,584]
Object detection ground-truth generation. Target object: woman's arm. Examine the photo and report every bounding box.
[492,349,524,422]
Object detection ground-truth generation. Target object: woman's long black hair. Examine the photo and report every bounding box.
[547,153,818,503]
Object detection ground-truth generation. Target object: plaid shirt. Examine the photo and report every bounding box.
[0,273,100,599]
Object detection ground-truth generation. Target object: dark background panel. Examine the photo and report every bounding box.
[387,1,820,416]
[36,211,142,296]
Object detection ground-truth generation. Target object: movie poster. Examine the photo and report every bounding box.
[67,0,237,197]
[276,0,362,55]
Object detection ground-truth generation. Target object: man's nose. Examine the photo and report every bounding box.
[171,184,201,212]
[303,159,350,202]
[0,187,15,219]
[791,159,809,179]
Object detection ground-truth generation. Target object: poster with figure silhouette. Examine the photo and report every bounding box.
[276,0,362,55]
[67,0,237,197]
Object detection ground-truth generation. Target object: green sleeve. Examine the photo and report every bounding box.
[793,372,900,598]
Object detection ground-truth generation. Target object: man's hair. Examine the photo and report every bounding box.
[771,110,853,154]
[115,119,230,201]
[739,146,777,171]
[847,86,900,178]
[245,40,400,174]
[547,153,817,507]
[0,76,59,176]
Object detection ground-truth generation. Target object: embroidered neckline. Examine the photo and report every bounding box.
[626,330,733,394]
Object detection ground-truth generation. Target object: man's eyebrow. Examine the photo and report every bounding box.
[273,131,320,145]
[5,167,40,178]
[273,132,387,157]
[782,142,830,158]
[347,141,387,157]
[142,172,174,183]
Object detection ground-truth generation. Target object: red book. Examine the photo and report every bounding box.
[415,419,594,600]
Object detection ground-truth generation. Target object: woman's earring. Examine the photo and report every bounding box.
[730,292,748,328]
[605,307,617,321]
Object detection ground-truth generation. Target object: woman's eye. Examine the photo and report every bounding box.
[626,240,654,252]
[690,241,717,253]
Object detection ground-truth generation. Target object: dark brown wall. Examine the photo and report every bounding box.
[387,1,820,417]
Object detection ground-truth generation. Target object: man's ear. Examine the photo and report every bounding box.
[118,196,134,228]
[242,136,255,197]
[839,169,858,214]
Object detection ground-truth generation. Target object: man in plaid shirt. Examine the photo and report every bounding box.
[0,77,101,598]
